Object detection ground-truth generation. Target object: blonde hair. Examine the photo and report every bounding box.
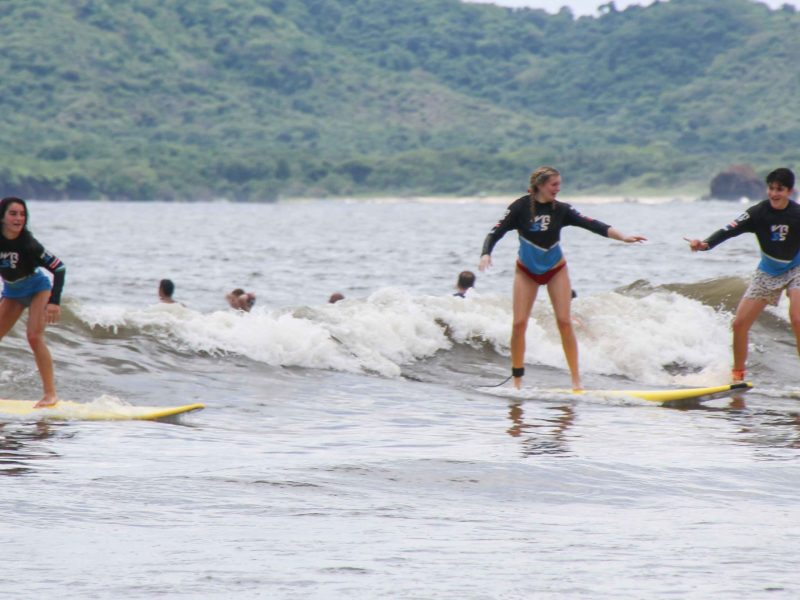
[529,166,560,196]
[528,166,560,219]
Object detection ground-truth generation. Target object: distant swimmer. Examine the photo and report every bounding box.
[158,279,176,304]
[328,292,344,304]
[0,197,66,408]
[453,270,475,298]
[226,288,256,312]
[479,166,646,391]
[686,167,800,383]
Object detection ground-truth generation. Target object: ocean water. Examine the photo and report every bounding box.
[1,197,799,599]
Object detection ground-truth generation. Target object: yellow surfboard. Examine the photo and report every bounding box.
[561,382,752,403]
[0,399,205,421]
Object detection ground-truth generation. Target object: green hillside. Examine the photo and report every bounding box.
[0,0,798,200]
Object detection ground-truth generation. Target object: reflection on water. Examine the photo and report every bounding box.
[666,395,800,452]
[0,422,67,476]
[506,401,576,457]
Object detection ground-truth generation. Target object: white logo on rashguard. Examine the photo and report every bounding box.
[0,251,19,269]
[771,224,789,242]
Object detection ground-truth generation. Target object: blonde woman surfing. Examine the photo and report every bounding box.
[479,167,646,390]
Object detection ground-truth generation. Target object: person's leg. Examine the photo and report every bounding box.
[731,296,767,379]
[0,297,26,339]
[547,266,581,390]
[511,268,539,389]
[787,288,800,361]
[25,292,58,407]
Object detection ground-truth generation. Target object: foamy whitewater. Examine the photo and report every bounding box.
[2,198,799,599]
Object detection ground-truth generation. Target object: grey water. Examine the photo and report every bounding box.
[1,197,798,599]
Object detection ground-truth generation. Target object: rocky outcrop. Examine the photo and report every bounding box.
[708,165,763,201]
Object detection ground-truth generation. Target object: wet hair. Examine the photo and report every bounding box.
[0,196,29,230]
[457,271,475,290]
[766,168,795,190]
[529,166,560,195]
[328,292,344,304]
[528,166,560,220]
[159,279,175,298]
[231,288,245,296]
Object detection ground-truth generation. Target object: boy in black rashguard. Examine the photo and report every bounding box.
[687,168,800,382]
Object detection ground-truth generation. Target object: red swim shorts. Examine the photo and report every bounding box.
[516,260,566,285]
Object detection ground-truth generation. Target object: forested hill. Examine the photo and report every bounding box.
[1,0,798,200]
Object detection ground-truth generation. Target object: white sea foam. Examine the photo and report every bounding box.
[72,286,732,386]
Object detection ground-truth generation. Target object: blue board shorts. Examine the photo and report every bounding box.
[1,270,52,307]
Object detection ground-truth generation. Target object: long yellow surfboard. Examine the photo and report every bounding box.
[0,399,205,421]
[563,382,752,403]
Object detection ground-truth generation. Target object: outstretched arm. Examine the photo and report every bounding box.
[686,207,754,253]
[479,197,526,271]
[607,227,646,243]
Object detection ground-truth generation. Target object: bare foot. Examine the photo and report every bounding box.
[512,377,522,390]
[572,381,583,392]
[34,395,58,409]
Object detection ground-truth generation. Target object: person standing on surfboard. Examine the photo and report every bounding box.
[479,166,646,391]
[687,167,800,383]
[0,197,66,408]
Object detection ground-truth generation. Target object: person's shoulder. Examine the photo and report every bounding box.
[787,199,800,213]
[779,200,800,223]
[738,200,768,220]
[20,230,42,252]
[551,200,577,216]
[502,195,530,220]
[508,195,529,209]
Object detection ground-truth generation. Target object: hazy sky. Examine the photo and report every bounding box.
[464,0,799,17]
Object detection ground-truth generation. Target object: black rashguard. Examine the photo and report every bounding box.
[704,199,800,275]
[0,231,66,304]
[482,195,611,274]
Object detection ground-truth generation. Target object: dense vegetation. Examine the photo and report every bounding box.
[0,0,798,200]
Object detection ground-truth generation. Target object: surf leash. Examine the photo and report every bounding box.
[483,375,513,388]
[483,367,524,388]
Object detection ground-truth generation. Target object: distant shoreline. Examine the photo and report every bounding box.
[278,193,702,205]
[27,192,713,204]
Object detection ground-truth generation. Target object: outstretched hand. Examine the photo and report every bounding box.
[622,235,647,244]
[683,237,708,252]
[479,254,492,272]
[608,228,646,244]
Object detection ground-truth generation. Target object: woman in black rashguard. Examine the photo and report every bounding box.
[0,197,66,408]
[479,167,646,390]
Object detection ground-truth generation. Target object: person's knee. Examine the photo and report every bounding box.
[511,318,528,334]
[26,329,45,348]
[731,314,752,334]
[789,311,800,333]
[555,314,573,331]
